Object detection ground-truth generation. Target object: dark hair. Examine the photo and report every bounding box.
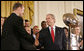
[1,17,7,20]
[41,21,46,26]
[47,14,55,19]
[74,25,80,28]
[4,17,7,20]
[25,20,30,22]
[13,3,22,11]
[63,27,68,31]
[1,16,4,18]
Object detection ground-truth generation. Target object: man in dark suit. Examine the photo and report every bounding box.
[36,14,67,50]
[1,3,36,50]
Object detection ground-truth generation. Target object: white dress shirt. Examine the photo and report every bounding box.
[33,34,36,39]
[49,25,56,36]
[70,33,79,50]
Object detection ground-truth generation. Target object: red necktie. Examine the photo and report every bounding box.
[51,27,55,43]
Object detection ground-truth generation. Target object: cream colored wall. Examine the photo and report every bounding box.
[32,1,83,29]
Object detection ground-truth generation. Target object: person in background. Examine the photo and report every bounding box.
[63,27,69,50]
[63,27,68,39]
[74,25,83,50]
[41,21,47,30]
[24,20,33,35]
[32,26,39,39]
[25,26,31,35]
[32,26,40,50]
[70,25,83,50]
[25,20,30,27]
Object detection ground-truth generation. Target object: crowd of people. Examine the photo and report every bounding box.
[1,3,83,50]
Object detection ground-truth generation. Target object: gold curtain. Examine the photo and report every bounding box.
[1,1,34,25]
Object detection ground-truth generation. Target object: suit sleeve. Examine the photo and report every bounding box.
[14,17,35,44]
[62,29,67,50]
[39,30,44,46]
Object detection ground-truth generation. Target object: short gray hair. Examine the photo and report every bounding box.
[47,14,56,22]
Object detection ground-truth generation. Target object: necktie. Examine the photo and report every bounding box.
[51,27,55,43]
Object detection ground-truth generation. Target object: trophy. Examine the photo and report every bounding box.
[63,13,79,50]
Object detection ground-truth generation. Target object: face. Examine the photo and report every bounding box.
[1,18,4,26]
[25,22,30,27]
[33,26,39,34]
[74,27,80,35]
[42,22,47,29]
[18,6,24,16]
[46,15,55,26]
[25,27,31,34]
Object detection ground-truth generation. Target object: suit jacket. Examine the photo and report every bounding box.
[1,13,36,50]
[39,26,67,50]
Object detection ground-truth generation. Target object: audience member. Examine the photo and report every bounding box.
[41,21,47,29]
[70,25,83,50]
[25,20,30,27]
[63,27,69,50]
[32,26,39,39]
[25,26,31,35]
[24,19,33,35]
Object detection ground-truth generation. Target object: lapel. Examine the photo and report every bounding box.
[54,26,59,43]
[55,26,58,38]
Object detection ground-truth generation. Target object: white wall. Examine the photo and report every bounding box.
[32,1,83,29]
